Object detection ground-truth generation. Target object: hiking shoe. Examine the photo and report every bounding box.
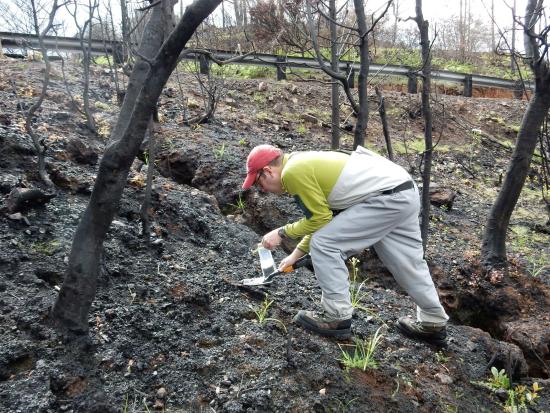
[293,310,352,339]
[397,316,447,347]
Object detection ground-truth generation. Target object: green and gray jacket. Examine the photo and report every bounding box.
[281,146,411,252]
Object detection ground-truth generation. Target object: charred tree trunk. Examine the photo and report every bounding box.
[82,0,98,134]
[353,0,369,149]
[110,0,172,143]
[140,119,156,241]
[233,0,243,27]
[375,86,393,161]
[25,0,62,188]
[97,11,122,102]
[391,1,399,47]
[305,0,357,116]
[329,0,340,149]
[491,0,495,52]
[481,0,550,268]
[50,0,222,336]
[120,0,130,61]
[482,92,550,266]
[511,0,517,73]
[414,0,433,251]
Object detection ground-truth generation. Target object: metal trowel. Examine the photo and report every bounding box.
[240,248,312,286]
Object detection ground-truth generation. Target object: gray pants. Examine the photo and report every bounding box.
[309,186,449,326]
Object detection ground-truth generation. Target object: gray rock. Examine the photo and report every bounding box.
[0,173,19,194]
[435,372,453,384]
[52,112,70,121]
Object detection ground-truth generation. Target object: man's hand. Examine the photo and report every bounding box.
[278,248,305,271]
[261,228,282,250]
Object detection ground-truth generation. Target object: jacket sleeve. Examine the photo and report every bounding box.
[282,163,333,252]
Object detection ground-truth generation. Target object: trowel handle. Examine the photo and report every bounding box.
[281,254,311,273]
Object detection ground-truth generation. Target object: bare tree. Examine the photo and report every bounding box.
[120,0,131,61]
[510,0,517,72]
[305,0,393,148]
[0,0,42,34]
[24,0,67,187]
[65,0,99,134]
[50,0,222,337]
[249,0,310,55]
[351,0,374,148]
[481,0,550,268]
[390,0,400,47]
[411,0,434,250]
[110,0,174,143]
[233,0,244,27]
[329,0,340,149]
[375,86,393,160]
[96,9,123,103]
[459,0,465,61]
[491,0,495,52]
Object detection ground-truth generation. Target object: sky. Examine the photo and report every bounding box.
[0,0,532,38]
[369,0,527,25]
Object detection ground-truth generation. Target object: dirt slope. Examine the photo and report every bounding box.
[0,57,549,412]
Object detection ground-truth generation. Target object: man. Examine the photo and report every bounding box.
[242,144,449,345]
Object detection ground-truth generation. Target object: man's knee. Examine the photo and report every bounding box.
[310,232,321,253]
[310,231,330,254]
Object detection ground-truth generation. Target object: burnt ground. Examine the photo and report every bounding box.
[0,55,549,413]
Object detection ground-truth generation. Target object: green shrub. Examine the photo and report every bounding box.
[339,327,384,371]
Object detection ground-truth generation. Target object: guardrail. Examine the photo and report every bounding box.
[0,31,532,97]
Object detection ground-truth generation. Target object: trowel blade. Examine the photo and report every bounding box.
[240,276,273,286]
[258,247,276,277]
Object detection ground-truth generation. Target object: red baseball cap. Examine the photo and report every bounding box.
[242,145,282,190]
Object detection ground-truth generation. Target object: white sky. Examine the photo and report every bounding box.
[368,0,527,26]
[0,0,531,37]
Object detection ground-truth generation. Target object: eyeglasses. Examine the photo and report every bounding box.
[254,169,266,186]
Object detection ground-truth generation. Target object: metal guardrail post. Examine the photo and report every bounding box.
[113,43,124,64]
[463,74,473,97]
[513,80,524,100]
[407,69,417,94]
[276,56,287,81]
[346,63,355,88]
[199,54,210,75]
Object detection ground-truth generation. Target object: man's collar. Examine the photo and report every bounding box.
[280,154,290,192]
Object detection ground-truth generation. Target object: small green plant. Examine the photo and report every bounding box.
[249,294,287,332]
[122,394,129,413]
[238,137,247,146]
[392,136,443,155]
[527,255,549,278]
[214,142,226,159]
[229,193,246,212]
[339,327,383,371]
[255,112,270,122]
[252,294,273,324]
[296,123,307,134]
[475,367,542,412]
[31,240,60,256]
[143,398,152,413]
[392,372,414,399]
[488,367,511,390]
[348,257,369,311]
[93,55,113,66]
[511,226,530,251]
[506,383,542,412]
[435,350,450,364]
[252,92,267,104]
[509,124,521,134]
[329,397,357,412]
